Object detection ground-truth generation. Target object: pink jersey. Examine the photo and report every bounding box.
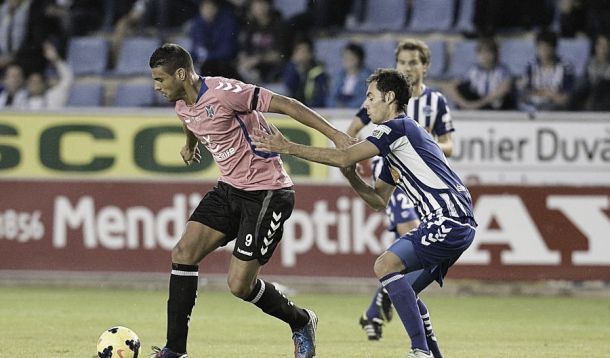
[175,76,293,190]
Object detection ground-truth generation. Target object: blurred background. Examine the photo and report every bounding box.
[0,0,608,294]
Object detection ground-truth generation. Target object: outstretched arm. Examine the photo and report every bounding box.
[268,94,353,148]
[251,123,379,168]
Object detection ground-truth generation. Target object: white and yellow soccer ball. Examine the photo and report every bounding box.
[97,326,142,358]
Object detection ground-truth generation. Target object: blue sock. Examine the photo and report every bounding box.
[381,273,428,352]
[365,287,383,320]
[417,298,443,358]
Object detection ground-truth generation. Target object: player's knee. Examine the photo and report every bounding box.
[373,256,390,279]
[373,252,404,279]
[227,277,253,299]
[171,242,198,265]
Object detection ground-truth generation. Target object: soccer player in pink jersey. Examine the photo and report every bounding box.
[148,43,350,358]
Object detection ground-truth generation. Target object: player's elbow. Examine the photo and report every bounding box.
[368,201,386,211]
[444,146,453,157]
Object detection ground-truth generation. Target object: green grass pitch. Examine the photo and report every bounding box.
[1,286,609,357]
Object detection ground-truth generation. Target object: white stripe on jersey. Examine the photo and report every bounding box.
[406,86,450,135]
[384,133,469,221]
[389,152,468,221]
[440,193,458,217]
[389,136,449,189]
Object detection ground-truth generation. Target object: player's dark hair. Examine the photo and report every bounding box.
[395,39,430,65]
[149,43,195,74]
[368,68,412,109]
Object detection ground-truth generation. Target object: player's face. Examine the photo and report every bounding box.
[364,81,390,124]
[151,66,183,102]
[395,49,428,84]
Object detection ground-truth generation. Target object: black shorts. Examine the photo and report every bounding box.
[189,181,295,265]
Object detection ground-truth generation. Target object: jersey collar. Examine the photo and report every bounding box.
[196,76,208,102]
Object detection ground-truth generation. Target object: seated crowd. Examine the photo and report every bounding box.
[0,0,608,111]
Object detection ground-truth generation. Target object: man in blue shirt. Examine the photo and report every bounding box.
[252,68,477,358]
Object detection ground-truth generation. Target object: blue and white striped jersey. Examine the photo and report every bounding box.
[367,115,475,223]
[357,85,453,137]
[463,63,511,98]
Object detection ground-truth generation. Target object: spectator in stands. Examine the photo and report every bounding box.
[445,37,515,110]
[237,0,287,83]
[0,0,62,75]
[583,33,610,111]
[585,0,610,39]
[518,30,575,111]
[473,0,554,36]
[110,0,197,68]
[308,0,352,32]
[190,0,240,79]
[43,0,105,36]
[328,42,371,108]
[25,41,73,110]
[283,36,329,107]
[110,0,144,68]
[557,0,587,38]
[0,63,28,108]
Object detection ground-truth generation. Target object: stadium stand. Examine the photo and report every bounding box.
[114,37,162,76]
[407,0,455,33]
[315,38,350,82]
[362,39,397,71]
[274,0,308,19]
[67,37,109,76]
[25,0,598,111]
[499,37,536,76]
[426,39,448,80]
[66,82,105,107]
[171,35,193,54]
[454,0,476,34]
[346,0,407,32]
[445,38,478,79]
[113,81,157,107]
[558,37,591,77]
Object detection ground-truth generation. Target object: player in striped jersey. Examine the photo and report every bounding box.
[347,39,453,353]
[348,39,454,156]
[252,68,477,358]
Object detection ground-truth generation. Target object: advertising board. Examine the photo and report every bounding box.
[1,180,608,281]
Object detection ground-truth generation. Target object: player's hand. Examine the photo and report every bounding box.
[339,164,358,178]
[251,123,289,153]
[180,144,201,165]
[331,131,357,149]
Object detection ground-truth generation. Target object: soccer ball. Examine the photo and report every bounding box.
[97,326,142,358]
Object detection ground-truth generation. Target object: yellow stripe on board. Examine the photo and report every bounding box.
[0,112,329,180]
